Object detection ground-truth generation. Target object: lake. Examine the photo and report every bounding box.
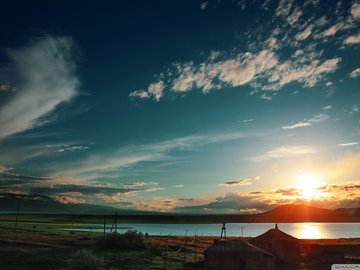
[65,222,360,239]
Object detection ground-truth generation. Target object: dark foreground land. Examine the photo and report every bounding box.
[0,230,359,270]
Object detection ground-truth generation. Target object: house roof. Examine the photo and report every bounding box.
[252,227,299,242]
[206,239,274,257]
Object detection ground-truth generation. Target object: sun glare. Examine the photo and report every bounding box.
[296,173,325,199]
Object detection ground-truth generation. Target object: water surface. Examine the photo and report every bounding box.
[65,222,360,239]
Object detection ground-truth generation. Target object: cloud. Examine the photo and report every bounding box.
[63,131,255,177]
[282,121,311,130]
[275,0,293,19]
[0,169,52,190]
[350,104,359,114]
[295,25,313,40]
[281,113,329,130]
[269,57,341,88]
[123,181,158,187]
[242,118,254,123]
[344,33,360,45]
[338,142,360,147]
[175,192,273,214]
[0,36,79,139]
[129,80,164,101]
[322,105,332,110]
[220,178,252,187]
[252,145,317,161]
[286,8,303,25]
[200,1,208,10]
[0,82,15,92]
[308,113,329,122]
[321,22,347,37]
[350,68,360,78]
[30,184,134,196]
[351,2,360,19]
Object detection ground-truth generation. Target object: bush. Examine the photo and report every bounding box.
[96,230,146,251]
[146,242,162,256]
[67,249,105,270]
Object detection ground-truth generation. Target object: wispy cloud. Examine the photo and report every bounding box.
[219,176,259,187]
[63,131,257,177]
[0,36,79,139]
[282,121,311,130]
[338,142,360,147]
[252,145,317,162]
[281,113,329,130]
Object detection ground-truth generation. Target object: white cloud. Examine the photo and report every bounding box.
[129,80,164,101]
[129,90,149,99]
[282,121,311,129]
[260,93,272,100]
[0,36,79,139]
[322,105,332,110]
[350,68,360,78]
[309,113,329,122]
[338,142,360,147]
[351,2,360,19]
[344,33,360,45]
[295,25,313,40]
[252,145,318,162]
[242,118,254,123]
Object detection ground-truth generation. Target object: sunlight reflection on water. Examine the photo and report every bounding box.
[294,223,326,239]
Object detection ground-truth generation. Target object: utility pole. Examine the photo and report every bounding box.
[14,206,19,232]
[103,216,106,236]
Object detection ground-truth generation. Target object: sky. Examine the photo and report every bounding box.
[0,0,360,213]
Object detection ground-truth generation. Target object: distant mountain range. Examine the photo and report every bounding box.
[0,193,359,222]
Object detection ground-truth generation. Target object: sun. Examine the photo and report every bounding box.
[296,173,325,199]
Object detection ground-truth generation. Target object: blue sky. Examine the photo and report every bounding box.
[0,0,360,213]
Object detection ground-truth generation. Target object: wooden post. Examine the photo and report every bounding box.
[13,206,19,232]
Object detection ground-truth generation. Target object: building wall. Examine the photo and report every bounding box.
[251,239,300,264]
[204,251,274,270]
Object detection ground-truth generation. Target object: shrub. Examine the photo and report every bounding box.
[146,242,162,256]
[67,249,105,270]
[96,230,146,251]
